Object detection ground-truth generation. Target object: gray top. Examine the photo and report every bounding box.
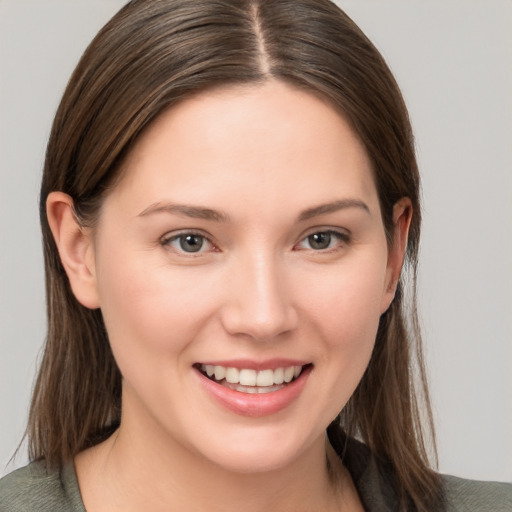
[1,438,511,511]
[0,461,84,512]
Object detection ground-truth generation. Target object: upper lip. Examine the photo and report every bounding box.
[195,359,311,371]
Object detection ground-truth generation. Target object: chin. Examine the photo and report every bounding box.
[205,446,300,475]
[188,423,319,475]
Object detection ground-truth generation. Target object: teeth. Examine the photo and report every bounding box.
[227,383,284,394]
[200,364,305,387]
[273,367,284,384]
[214,365,226,380]
[239,369,257,386]
[225,367,240,383]
[283,366,294,383]
[256,369,274,387]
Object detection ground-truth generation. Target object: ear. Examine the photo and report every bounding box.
[46,192,100,309]
[381,197,413,314]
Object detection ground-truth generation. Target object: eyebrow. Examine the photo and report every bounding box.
[137,202,230,222]
[297,199,370,221]
[137,198,370,223]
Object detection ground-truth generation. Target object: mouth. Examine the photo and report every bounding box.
[195,363,313,394]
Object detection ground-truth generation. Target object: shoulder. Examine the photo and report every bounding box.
[330,430,512,512]
[0,460,85,512]
[442,474,512,512]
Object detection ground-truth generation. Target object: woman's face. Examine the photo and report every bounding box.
[87,81,400,472]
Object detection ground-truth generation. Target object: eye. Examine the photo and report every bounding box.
[296,230,349,251]
[161,232,214,254]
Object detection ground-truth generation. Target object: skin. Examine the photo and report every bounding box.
[48,80,411,511]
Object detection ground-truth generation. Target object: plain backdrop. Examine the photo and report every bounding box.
[1,0,511,481]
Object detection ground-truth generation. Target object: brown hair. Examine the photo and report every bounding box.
[30,0,442,509]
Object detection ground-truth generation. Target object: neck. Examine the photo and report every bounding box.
[112,432,342,511]
[76,402,354,512]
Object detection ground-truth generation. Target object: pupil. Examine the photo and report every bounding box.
[180,235,203,252]
[309,232,331,250]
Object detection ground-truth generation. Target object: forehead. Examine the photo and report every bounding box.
[110,80,379,217]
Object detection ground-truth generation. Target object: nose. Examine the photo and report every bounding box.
[220,252,298,341]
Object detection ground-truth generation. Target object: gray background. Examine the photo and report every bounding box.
[1,0,511,481]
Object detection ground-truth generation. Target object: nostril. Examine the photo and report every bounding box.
[220,306,298,341]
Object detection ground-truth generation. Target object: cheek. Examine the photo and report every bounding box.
[94,250,219,365]
[302,255,387,344]
[298,255,387,406]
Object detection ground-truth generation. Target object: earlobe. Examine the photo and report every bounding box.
[46,192,100,309]
[381,197,413,313]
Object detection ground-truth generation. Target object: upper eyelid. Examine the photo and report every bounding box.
[159,226,350,249]
[294,228,350,250]
[161,229,213,243]
[299,226,351,240]
[160,230,218,254]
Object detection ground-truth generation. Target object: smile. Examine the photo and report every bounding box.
[194,361,312,416]
[198,364,306,393]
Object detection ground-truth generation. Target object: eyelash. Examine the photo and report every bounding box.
[160,231,216,255]
[160,228,350,256]
[295,229,350,252]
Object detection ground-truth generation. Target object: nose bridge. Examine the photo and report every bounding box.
[221,248,297,340]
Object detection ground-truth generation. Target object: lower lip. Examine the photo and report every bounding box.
[195,366,312,417]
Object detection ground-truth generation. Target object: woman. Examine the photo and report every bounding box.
[0,0,510,510]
